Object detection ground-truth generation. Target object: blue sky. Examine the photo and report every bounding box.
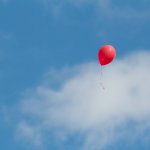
[0,0,150,150]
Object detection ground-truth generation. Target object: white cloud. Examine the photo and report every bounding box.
[15,50,150,149]
[16,121,42,146]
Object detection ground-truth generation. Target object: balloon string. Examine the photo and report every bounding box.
[100,66,105,90]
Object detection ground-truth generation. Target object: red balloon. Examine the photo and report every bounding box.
[98,45,116,66]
